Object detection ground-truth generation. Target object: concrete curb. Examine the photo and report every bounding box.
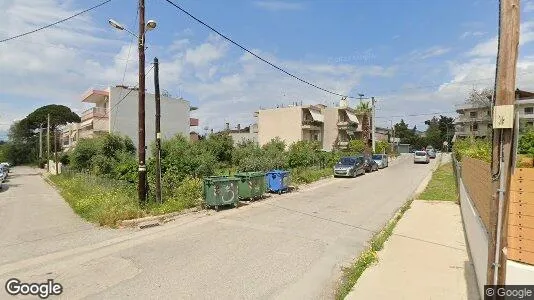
[118,207,201,229]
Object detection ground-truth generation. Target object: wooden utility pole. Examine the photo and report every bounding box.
[39,124,43,159]
[488,0,520,286]
[54,129,58,174]
[154,57,162,204]
[138,0,147,203]
[47,114,50,172]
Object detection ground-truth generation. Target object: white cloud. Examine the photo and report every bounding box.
[460,31,486,39]
[410,46,451,60]
[253,1,304,11]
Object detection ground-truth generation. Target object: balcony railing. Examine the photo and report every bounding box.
[302,119,322,126]
[81,107,108,121]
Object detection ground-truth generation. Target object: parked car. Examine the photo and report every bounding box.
[427,149,436,159]
[372,154,389,169]
[364,156,379,172]
[414,151,430,164]
[333,156,366,178]
[0,169,6,182]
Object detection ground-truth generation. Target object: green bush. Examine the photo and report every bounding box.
[288,140,321,168]
[375,140,390,154]
[152,176,202,214]
[347,140,366,154]
[59,152,70,165]
[290,167,332,185]
[452,139,491,162]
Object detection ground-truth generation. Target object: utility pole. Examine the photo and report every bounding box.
[154,57,162,204]
[488,0,520,287]
[39,124,43,159]
[47,114,50,172]
[54,129,58,174]
[371,97,376,153]
[138,0,147,203]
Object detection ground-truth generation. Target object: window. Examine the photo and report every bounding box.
[525,107,534,115]
[472,123,478,131]
[487,110,491,116]
[470,111,477,118]
[527,121,534,127]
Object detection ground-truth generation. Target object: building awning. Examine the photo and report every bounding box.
[80,119,93,128]
[308,109,324,122]
[346,111,359,124]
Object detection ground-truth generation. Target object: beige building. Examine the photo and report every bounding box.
[256,104,325,148]
[61,85,196,152]
[321,105,360,151]
[227,123,259,146]
[255,99,368,150]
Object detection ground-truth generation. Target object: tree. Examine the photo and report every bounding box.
[25,105,80,130]
[465,88,493,107]
[356,101,372,151]
[424,115,455,151]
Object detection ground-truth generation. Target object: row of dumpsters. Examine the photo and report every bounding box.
[203,170,290,211]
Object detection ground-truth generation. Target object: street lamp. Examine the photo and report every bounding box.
[109,10,158,204]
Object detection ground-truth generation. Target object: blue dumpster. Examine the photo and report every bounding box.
[265,170,290,194]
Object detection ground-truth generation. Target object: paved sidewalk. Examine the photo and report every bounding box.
[345,200,480,300]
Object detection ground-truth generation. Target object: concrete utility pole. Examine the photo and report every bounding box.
[371,97,376,153]
[138,0,147,203]
[488,0,520,286]
[47,114,50,172]
[154,57,162,204]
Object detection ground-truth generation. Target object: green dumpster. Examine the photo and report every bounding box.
[203,176,239,211]
[235,172,266,200]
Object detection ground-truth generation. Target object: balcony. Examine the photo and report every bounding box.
[302,119,322,130]
[454,115,492,124]
[337,121,359,132]
[81,107,108,121]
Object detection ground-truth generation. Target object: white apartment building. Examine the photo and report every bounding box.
[61,85,197,152]
[454,89,534,140]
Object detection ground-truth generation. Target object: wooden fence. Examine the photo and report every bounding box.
[508,168,534,264]
[461,157,492,233]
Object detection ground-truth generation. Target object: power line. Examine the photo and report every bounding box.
[375,111,456,119]
[0,0,113,44]
[162,0,360,99]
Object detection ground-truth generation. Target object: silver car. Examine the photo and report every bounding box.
[414,151,430,164]
[372,154,388,169]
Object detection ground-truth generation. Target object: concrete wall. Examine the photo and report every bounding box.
[257,107,303,147]
[459,178,488,298]
[506,260,534,284]
[109,87,190,153]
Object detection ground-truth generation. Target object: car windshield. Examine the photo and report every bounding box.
[415,151,427,156]
[339,157,356,165]
[372,155,382,160]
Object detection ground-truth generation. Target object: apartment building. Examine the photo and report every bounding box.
[321,104,361,151]
[61,85,197,152]
[454,89,534,140]
[226,123,259,146]
[256,104,325,149]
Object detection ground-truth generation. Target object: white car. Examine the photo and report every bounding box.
[414,151,430,164]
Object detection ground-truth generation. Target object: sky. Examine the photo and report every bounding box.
[2,0,534,140]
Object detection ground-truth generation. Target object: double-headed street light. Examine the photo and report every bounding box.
[109,7,157,204]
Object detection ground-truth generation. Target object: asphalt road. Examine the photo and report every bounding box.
[0,154,440,299]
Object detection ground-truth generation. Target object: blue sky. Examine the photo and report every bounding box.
[2,0,534,139]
